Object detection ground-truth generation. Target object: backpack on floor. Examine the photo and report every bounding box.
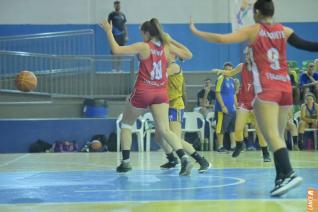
[29,140,52,153]
[107,132,117,152]
[52,140,78,152]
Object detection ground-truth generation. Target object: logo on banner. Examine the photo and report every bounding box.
[307,188,318,211]
[230,0,255,32]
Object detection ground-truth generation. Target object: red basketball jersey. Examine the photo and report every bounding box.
[237,63,255,105]
[135,41,168,89]
[250,23,291,94]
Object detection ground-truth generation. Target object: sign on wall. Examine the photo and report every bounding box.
[230,0,255,32]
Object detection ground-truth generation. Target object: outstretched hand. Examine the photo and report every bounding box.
[101,19,112,32]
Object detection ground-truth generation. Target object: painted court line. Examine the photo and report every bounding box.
[0,198,307,206]
[0,154,29,168]
[74,176,246,193]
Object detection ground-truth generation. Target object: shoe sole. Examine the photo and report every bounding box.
[116,168,132,173]
[270,176,303,197]
[160,164,180,170]
[263,158,271,162]
[179,162,194,176]
[232,149,243,158]
[160,165,180,170]
[198,162,212,174]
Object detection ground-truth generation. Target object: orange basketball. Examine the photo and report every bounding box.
[90,140,102,151]
[15,70,37,92]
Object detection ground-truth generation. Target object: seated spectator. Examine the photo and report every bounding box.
[196,78,215,117]
[299,63,318,100]
[298,92,318,149]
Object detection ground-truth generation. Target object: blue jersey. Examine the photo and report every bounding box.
[214,76,236,113]
[299,72,318,86]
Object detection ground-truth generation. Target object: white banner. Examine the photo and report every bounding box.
[230,0,255,32]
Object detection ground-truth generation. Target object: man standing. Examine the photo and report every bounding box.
[214,62,237,152]
[108,1,128,72]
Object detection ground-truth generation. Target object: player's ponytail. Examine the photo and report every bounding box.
[149,18,169,45]
[254,0,275,17]
[141,18,168,44]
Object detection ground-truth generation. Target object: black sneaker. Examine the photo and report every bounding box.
[232,145,243,158]
[198,157,211,173]
[263,153,271,162]
[116,161,132,173]
[160,160,179,169]
[217,147,228,153]
[179,157,193,176]
[270,172,303,197]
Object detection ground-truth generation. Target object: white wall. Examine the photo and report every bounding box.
[0,0,317,24]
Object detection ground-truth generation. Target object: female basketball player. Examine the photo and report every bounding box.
[219,48,271,162]
[190,0,318,196]
[155,34,210,173]
[101,18,193,176]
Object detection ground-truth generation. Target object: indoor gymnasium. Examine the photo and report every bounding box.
[0,0,318,211]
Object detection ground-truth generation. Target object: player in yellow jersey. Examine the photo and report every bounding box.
[155,34,211,173]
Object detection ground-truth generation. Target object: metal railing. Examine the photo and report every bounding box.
[0,29,95,55]
[0,50,135,98]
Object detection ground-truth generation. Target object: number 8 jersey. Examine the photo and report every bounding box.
[250,23,291,94]
[135,41,168,89]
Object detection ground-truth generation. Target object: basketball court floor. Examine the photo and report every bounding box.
[0,151,317,212]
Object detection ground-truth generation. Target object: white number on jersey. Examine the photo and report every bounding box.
[267,48,280,70]
[151,60,163,80]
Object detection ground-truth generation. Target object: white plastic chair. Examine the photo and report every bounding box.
[205,112,215,151]
[294,111,317,150]
[182,112,205,146]
[143,112,156,152]
[116,113,145,152]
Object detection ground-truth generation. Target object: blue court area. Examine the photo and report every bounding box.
[0,168,317,204]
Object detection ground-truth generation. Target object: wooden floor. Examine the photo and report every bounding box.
[0,150,317,212]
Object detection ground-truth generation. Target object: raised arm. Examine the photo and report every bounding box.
[189,17,254,44]
[167,34,192,60]
[168,42,192,60]
[210,63,243,77]
[284,26,318,52]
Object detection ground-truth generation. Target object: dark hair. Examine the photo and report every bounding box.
[140,18,168,44]
[204,78,211,82]
[223,62,233,68]
[254,0,274,17]
[114,0,120,4]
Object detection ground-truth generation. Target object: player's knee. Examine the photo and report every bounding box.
[156,126,170,137]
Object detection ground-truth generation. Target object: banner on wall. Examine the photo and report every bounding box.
[230,0,255,32]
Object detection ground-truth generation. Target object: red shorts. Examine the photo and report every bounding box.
[129,87,169,109]
[256,90,293,106]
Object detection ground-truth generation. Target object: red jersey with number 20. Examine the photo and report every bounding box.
[250,23,291,94]
[135,41,168,89]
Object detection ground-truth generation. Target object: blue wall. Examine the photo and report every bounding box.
[0,119,116,153]
[1,22,318,70]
